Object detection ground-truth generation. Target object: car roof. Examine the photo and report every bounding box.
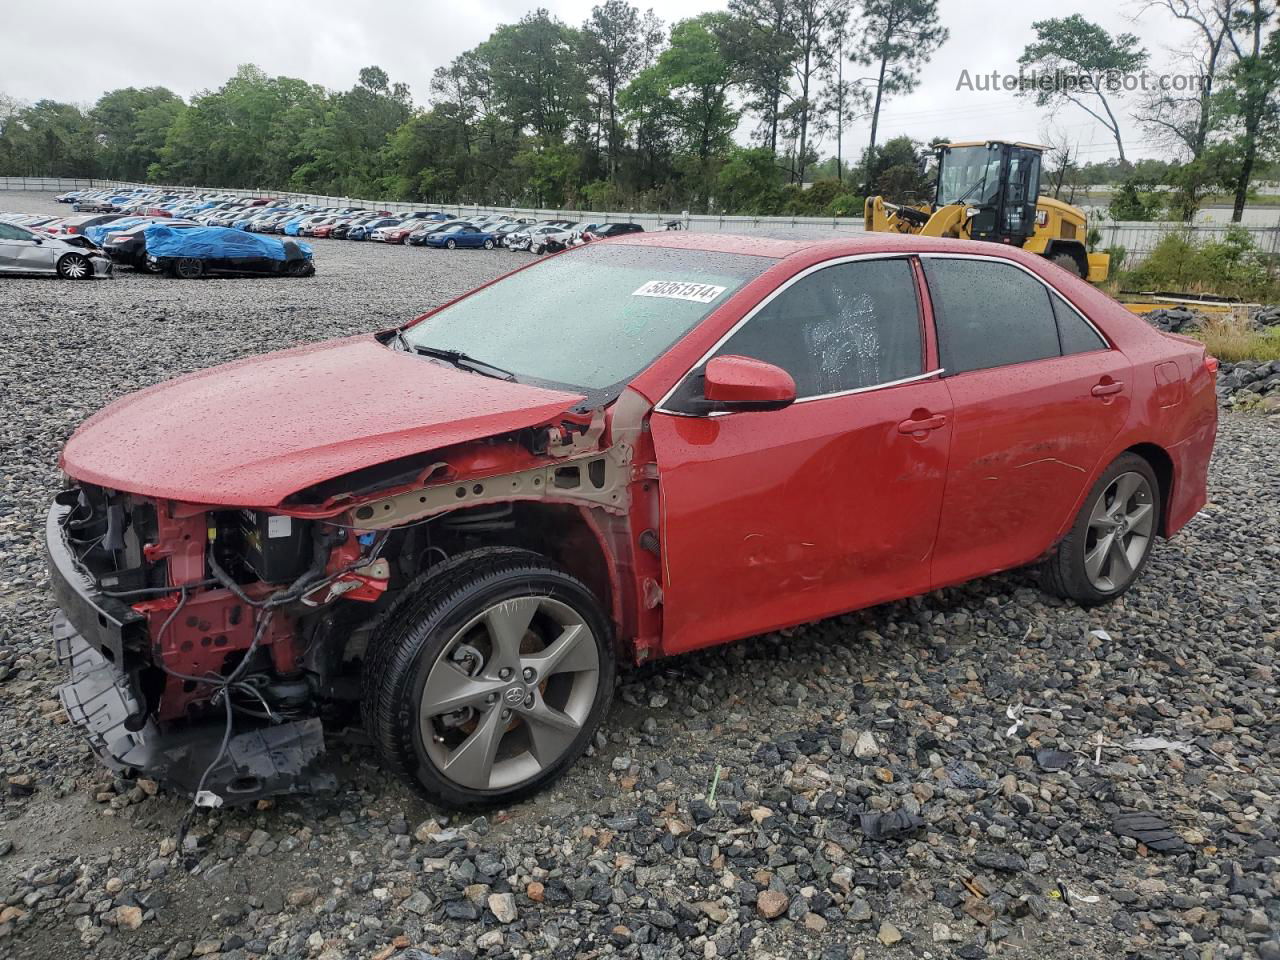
[608,230,1061,265]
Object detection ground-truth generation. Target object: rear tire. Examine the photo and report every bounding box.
[362,548,615,808]
[172,257,204,279]
[1049,251,1084,278]
[1041,453,1160,606]
[57,254,92,280]
[483,238,494,250]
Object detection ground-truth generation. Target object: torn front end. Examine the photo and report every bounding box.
[47,401,662,805]
[45,486,380,804]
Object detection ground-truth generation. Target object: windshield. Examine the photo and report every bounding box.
[402,243,773,395]
[937,145,1003,206]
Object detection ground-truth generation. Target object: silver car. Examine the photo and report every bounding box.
[0,221,112,278]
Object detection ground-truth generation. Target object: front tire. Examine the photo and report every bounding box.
[362,548,615,808]
[1041,453,1159,605]
[446,239,457,250]
[57,254,92,279]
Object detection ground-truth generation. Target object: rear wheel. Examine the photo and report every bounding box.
[1042,453,1159,605]
[172,257,204,279]
[362,548,614,808]
[57,254,92,280]
[483,238,494,250]
[1049,251,1084,278]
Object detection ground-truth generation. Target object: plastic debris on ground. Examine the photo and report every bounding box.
[1111,812,1191,853]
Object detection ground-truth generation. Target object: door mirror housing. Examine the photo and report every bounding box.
[703,355,796,411]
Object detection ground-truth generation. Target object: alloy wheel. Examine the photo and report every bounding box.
[59,255,89,279]
[1083,471,1155,592]
[421,596,600,791]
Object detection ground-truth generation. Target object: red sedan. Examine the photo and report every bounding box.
[48,232,1216,809]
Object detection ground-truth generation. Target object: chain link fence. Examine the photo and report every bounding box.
[5,175,1279,264]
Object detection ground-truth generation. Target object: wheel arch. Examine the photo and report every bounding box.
[1123,441,1174,537]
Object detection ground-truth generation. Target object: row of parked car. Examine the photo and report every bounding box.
[53,187,647,254]
[3,204,314,279]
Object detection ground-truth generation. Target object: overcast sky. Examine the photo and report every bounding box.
[3,0,1198,163]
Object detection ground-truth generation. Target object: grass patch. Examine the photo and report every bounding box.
[1193,314,1280,363]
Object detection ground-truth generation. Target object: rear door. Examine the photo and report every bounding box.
[922,255,1131,587]
[0,223,55,273]
[651,256,952,655]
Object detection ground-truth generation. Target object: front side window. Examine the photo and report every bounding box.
[403,243,772,396]
[0,223,33,241]
[710,257,923,398]
[923,258,1061,375]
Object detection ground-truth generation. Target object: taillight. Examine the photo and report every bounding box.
[1204,355,1219,374]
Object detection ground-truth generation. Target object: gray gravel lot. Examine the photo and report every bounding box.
[0,191,1277,960]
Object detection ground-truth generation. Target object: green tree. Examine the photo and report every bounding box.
[1219,1,1279,221]
[91,87,185,180]
[581,1,661,179]
[716,145,786,212]
[851,0,948,196]
[1017,16,1148,164]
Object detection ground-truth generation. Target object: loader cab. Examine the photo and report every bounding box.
[935,141,1043,246]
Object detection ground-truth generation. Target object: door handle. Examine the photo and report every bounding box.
[1091,380,1124,397]
[898,414,947,434]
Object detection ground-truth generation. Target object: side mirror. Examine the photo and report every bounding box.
[703,355,796,411]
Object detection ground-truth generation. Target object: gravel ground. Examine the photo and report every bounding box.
[1,191,1277,960]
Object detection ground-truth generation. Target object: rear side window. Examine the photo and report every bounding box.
[713,258,923,397]
[923,258,1060,374]
[1052,293,1108,354]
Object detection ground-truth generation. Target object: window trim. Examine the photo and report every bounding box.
[916,252,1112,373]
[655,252,938,417]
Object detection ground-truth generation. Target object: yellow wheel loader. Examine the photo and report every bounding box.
[865,140,1110,283]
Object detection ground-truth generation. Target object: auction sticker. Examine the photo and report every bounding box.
[632,280,727,304]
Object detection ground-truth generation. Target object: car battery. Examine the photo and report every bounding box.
[235,510,312,584]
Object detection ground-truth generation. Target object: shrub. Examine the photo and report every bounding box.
[1120,226,1280,302]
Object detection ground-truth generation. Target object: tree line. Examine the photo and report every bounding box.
[0,0,1275,220]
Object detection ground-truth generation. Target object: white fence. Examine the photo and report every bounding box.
[4,175,1279,264]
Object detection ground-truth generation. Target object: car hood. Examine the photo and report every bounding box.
[61,335,586,508]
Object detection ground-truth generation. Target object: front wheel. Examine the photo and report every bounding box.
[1041,453,1159,605]
[57,254,92,279]
[362,548,614,808]
[446,239,457,250]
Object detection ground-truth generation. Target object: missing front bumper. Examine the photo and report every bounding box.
[54,613,335,805]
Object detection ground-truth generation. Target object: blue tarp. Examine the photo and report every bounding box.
[85,218,146,245]
[142,225,312,262]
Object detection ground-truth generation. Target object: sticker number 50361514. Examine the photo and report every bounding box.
[632,280,727,304]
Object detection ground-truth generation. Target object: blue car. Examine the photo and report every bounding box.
[424,224,499,249]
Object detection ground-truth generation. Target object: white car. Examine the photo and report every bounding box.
[508,224,575,254]
[0,220,112,278]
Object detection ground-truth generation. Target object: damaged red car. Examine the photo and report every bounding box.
[49,232,1217,808]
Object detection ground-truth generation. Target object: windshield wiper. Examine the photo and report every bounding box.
[409,343,517,381]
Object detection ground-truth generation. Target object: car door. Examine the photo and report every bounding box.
[649,256,953,656]
[0,223,55,273]
[921,255,1132,588]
